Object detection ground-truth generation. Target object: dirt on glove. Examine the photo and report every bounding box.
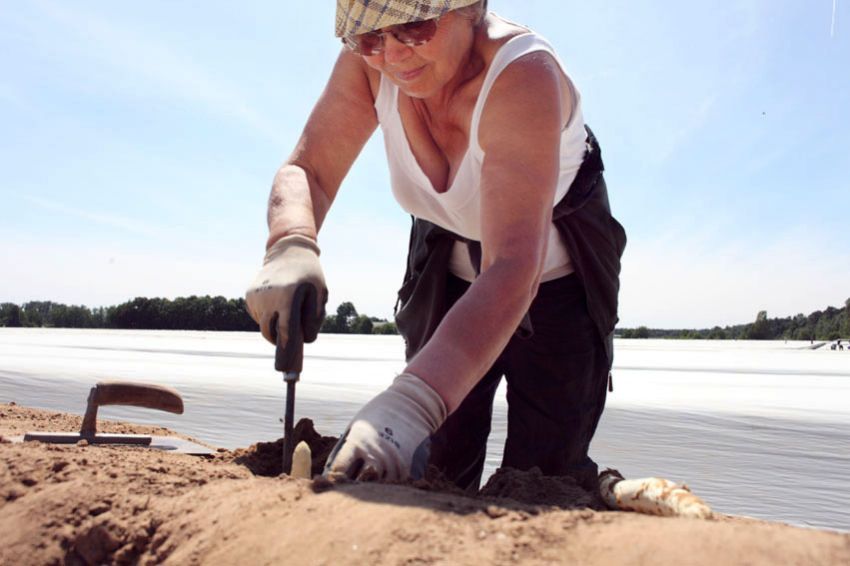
[1,403,848,565]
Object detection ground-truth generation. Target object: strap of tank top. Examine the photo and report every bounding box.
[469,33,559,155]
[374,73,398,120]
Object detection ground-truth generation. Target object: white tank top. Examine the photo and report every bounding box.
[375,32,587,282]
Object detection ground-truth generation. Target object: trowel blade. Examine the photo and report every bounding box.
[14,432,215,456]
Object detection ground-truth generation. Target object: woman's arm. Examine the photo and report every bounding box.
[265,49,379,248]
[405,51,570,412]
[246,50,379,345]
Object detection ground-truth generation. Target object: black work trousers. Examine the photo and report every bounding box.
[427,272,609,493]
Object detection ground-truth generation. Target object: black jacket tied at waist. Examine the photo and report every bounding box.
[394,126,627,368]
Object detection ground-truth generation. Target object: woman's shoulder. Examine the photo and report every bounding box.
[474,16,578,142]
[484,13,532,40]
[474,14,569,98]
[472,13,570,96]
[476,13,536,60]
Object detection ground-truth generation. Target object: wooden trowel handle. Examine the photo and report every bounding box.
[80,381,184,436]
[91,381,184,413]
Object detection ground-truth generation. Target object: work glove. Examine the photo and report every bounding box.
[324,372,447,482]
[245,234,328,347]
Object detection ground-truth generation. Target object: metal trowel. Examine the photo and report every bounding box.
[15,381,214,455]
[276,283,316,476]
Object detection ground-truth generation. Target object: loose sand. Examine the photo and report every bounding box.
[1,402,847,565]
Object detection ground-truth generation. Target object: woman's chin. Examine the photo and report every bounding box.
[396,79,439,99]
[388,68,440,98]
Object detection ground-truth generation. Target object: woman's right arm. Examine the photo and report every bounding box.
[246,49,378,346]
[265,48,379,248]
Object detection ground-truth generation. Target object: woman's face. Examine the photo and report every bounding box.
[360,11,476,99]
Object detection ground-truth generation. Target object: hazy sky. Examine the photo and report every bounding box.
[2,0,848,328]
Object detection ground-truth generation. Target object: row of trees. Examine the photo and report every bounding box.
[0,298,258,331]
[320,302,398,335]
[0,298,398,335]
[619,298,850,341]
[1,301,112,330]
[4,297,847,340]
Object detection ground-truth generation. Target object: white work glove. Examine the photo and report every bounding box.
[324,373,448,482]
[245,234,328,347]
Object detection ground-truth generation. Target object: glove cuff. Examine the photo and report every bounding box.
[265,234,321,261]
[391,372,448,431]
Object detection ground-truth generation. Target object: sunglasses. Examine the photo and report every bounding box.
[342,18,439,56]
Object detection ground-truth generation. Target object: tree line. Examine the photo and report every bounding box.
[619,298,850,341]
[4,296,847,340]
[0,298,398,335]
[320,302,398,335]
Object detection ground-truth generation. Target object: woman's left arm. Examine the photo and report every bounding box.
[324,53,571,481]
[405,51,570,412]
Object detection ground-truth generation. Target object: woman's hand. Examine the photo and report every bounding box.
[245,235,328,347]
[324,373,447,481]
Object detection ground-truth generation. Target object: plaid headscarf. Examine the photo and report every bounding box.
[335,0,481,37]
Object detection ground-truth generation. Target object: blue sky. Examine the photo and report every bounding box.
[1,0,848,328]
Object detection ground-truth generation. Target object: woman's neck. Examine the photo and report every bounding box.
[420,24,487,114]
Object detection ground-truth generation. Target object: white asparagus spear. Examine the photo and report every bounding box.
[291,441,312,479]
[599,469,713,519]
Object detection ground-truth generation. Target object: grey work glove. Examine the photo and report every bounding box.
[324,372,448,482]
[245,234,328,347]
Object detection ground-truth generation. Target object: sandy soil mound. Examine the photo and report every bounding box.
[228,418,340,478]
[1,403,848,565]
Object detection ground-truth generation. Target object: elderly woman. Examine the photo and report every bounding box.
[246,0,626,491]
